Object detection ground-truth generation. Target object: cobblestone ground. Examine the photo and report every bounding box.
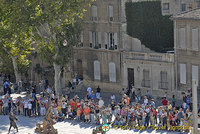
[0,115,181,134]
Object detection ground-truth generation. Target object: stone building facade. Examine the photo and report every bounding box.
[72,0,176,96]
[172,9,200,91]
[161,0,200,16]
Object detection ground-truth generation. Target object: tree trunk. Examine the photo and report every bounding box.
[11,56,21,82]
[53,62,62,95]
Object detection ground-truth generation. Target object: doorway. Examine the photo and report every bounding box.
[128,68,134,89]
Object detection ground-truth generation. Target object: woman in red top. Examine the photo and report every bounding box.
[168,112,173,125]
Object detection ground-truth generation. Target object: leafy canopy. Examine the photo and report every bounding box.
[0,0,34,73]
[30,0,93,66]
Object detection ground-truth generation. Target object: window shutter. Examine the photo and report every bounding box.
[192,65,199,86]
[108,5,113,17]
[192,28,198,50]
[114,32,118,46]
[109,62,116,82]
[179,28,186,49]
[92,5,97,17]
[104,32,108,48]
[94,61,100,80]
[98,32,101,45]
[180,64,186,84]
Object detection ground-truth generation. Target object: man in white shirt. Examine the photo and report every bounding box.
[98,97,104,109]
[24,99,29,116]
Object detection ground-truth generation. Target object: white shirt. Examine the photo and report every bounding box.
[98,100,104,108]
[62,102,66,108]
[24,100,29,108]
[111,95,115,100]
[47,88,51,93]
[87,87,92,95]
[144,99,148,105]
[28,103,32,109]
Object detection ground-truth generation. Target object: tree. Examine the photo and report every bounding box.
[0,0,34,82]
[126,1,173,52]
[31,0,93,95]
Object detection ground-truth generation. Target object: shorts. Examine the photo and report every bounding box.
[85,114,90,120]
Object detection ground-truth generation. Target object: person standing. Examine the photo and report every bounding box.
[137,88,142,102]
[172,95,176,107]
[28,101,32,117]
[87,85,92,95]
[96,86,101,99]
[0,97,3,115]
[3,79,10,95]
[23,99,28,116]
[8,112,19,133]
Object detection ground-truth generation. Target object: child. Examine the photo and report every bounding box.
[76,108,81,121]
[84,105,90,122]
[28,101,32,117]
[67,105,73,119]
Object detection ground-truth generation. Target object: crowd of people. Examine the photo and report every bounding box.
[0,75,197,133]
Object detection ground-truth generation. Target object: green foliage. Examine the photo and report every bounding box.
[0,0,34,74]
[0,49,13,74]
[126,1,173,52]
[31,0,93,66]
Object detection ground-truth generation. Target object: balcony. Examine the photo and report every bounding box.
[124,51,174,62]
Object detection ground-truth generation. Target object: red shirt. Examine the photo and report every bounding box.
[0,100,2,106]
[162,99,168,106]
[169,114,173,121]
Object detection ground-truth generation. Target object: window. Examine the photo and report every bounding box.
[197,2,200,8]
[89,31,99,48]
[91,5,98,21]
[104,32,108,49]
[181,3,186,12]
[160,71,168,89]
[109,62,116,82]
[98,32,101,48]
[163,3,169,10]
[142,70,150,87]
[179,28,186,49]
[192,28,198,50]
[94,60,100,80]
[108,5,113,21]
[192,65,199,86]
[104,32,118,50]
[109,33,114,49]
[180,64,186,84]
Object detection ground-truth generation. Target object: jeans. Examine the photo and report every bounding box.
[145,116,150,127]
[90,114,95,124]
[77,116,80,121]
[24,108,28,116]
